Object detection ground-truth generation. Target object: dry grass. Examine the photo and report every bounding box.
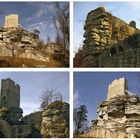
[0,56,66,68]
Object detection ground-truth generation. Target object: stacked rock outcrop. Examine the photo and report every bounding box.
[82,7,112,66]
[41,101,69,138]
[83,77,140,138]
[83,7,111,50]
[0,27,49,62]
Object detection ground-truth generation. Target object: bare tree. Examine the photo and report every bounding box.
[39,87,63,110]
[53,2,69,50]
[46,35,51,44]
[55,31,62,46]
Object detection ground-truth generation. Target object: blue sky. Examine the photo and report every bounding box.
[74,72,140,124]
[74,2,140,53]
[0,2,68,42]
[0,72,69,116]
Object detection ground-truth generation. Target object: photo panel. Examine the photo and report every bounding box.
[0,71,69,138]
[73,1,140,67]
[74,72,140,138]
[0,2,69,68]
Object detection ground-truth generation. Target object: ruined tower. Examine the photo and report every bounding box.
[1,78,20,108]
[0,78,23,123]
[107,77,128,100]
[4,14,19,28]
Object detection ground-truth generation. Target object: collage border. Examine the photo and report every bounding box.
[0,0,140,139]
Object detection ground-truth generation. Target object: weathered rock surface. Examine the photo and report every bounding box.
[22,111,42,133]
[83,77,140,138]
[0,119,13,137]
[41,101,69,138]
[0,27,49,62]
[74,7,140,67]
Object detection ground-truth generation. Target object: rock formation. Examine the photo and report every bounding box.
[82,77,140,138]
[74,7,140,67]
[0,26,48,62]
[41,101,69,138]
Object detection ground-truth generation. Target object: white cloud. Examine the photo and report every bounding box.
[21,101,40,116]
[26,17,56,42]
[35,5,48,18]
[73,20,84,56]
[31,3,55,19]
[73,90,80,108]
[27,20,49,42]
[128,2,140,10]
[27,20,47,30]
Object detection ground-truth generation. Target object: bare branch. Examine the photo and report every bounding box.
[39,87,63,110]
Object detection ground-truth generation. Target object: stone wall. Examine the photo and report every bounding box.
[12,124,32,138]
[0,119,14,137]
[0,78,23,123]
[4,14,19,28]
[0,78,20,108]
[22,111,42,130]
[99,48,140,67]
[107,78,128,100]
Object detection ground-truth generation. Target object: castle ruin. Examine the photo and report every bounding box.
[0,14,49,66]
[0,78,22,123]
[107,78,128,100]
[0,78,32,137]
[4,14,19,28]
[83,77,140,138]
[0,78,69,138]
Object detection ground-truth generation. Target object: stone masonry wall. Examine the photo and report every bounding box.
[107,78,128,100]
[4,14,19,28]
[0,78,23,123]
[0,78,20,108]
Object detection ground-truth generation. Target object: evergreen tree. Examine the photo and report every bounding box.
[74,105,88,134]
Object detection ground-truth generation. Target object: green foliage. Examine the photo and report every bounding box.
[73,105,88,134]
